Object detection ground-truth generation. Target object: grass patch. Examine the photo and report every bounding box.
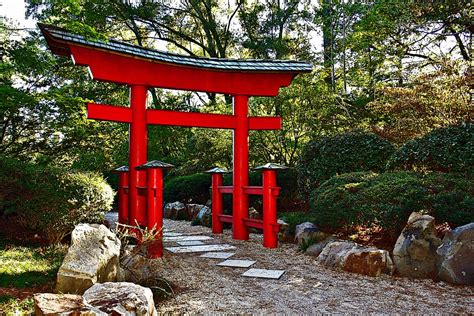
[0,244,66,288]
[0,296,34,316]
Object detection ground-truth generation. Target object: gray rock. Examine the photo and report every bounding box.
[277,219,292,242]
[186,204,206,220]
[295,222,321,245]
[437,222,474,285]
[34,293,105,315]
[393,212,441,279]
[248,207,261,220]
[197,206,212,227]
[163,202,186,220]
[83,282,157,316]
[120,250,155,283]
[104,212,118,230]
[317,240,395,277]
[306,236,337,257]
[56,224,121,294]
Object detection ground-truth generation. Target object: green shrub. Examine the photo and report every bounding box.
[297,131,395,198]
[279,211,318,235]
[387,124,474,173]
[164,173,211,204]
[0,156,114,243]
[310,171,474,235]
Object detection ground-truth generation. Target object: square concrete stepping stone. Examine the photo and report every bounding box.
[176,240,205,246]
[165,244,236,253]
[217,259,256,268]
[163,232,183,237]
[163,235,213,242]
[200,252,235,259]
[241,268,285,279]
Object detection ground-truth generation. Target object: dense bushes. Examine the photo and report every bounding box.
[0,156,114,243]
[163,169,301,212]
[298,131,395,198]
[310,171,474,235]
[387,124,473,173]
[163,173,211,204]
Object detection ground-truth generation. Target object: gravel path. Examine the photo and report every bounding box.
[151,219,473,314]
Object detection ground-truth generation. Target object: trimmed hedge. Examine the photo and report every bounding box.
[310,171,474,235]
[297,131,395,197]
[0,156,114,243]
[387,124,474,173]
[163,169,302,212]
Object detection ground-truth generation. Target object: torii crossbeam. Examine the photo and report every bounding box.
[40,23,312,244]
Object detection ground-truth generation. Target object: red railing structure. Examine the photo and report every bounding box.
[112,166,129,225]
[40,24,311,255]
[207,163,287,248]
[135,160,174,258]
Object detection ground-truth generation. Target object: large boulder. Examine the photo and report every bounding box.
[56,224,121,294]
[33,293,105,315]
[317,240,395,277]
[163,202,186,220]
[295,222,323,245]
[393,212,441,279]
[83,282,157,316]
[437,222,474,285]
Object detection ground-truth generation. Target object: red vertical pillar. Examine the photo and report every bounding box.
[146,168,163,258]
[129,85,148,227]
[118,172,129,224]
[211,173,224,234]
[263,170,278,248]
[233,95,249,240]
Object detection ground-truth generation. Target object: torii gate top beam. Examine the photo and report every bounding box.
[39,24,312,96]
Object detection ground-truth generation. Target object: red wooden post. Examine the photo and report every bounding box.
[129,85,148,227]
[262,169,277,248]
[136,160,174,259]
[233,95,249,240]
[255,163,287,248]
[112,166,129,225]
[206,167,228,234]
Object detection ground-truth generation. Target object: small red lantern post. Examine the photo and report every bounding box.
[136,160,174,258]
[112,166,130,225]
[254,163,288,248]
[206,167,229,234]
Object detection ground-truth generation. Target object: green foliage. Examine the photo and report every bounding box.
[297,131,395,197]
[310,171,474,234]
[163,173,211,205]
[387,124,474,173]
[0,156,114,243]
[0,296,34,315]
[279,211,317,236]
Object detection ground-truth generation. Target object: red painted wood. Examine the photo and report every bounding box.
[211,174,224,234]
[218,214,233,223]
[146,168,163,258]
[243,186,263,195]
[218,186,234,194]
[263,170,278,248]
[88,103,281,131]
[129,85,148,227]
[233,95,249,240]
[70,45,296,96]
[242,218,264,230]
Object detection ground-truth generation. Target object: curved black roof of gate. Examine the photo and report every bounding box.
[39,23,313,73]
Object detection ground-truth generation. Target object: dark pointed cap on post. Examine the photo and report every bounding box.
[136,160,175,170]
[253,163,289,171]
[205,167,229,174]
[112,165,129,173]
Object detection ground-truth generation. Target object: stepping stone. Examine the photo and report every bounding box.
[200,252,235,259]
[163,235,213,242]
[176,240,205,246]
[163,232,183,237]
[242,268,285,279]
[217,259,256,268]
[165,244,236,253]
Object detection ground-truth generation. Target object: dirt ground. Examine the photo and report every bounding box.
[144,219,474,314]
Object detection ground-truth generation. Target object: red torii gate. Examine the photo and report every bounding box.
[40,23,312,255]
